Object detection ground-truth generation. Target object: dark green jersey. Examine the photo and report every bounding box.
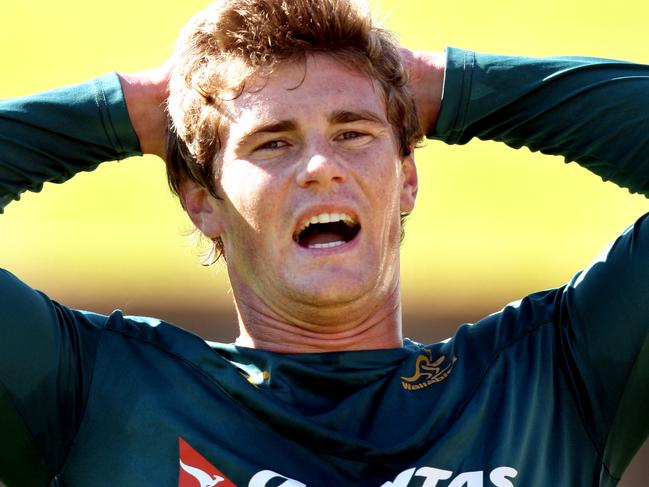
[1,48,649,487]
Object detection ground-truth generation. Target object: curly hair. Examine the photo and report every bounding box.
[166,0,422,263]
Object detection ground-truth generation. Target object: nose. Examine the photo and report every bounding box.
[295,144,346,189]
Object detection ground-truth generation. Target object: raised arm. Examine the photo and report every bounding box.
[406,47,649,195]
[0,63,170,212]
[0,67,168,485]
[0,74,138,211]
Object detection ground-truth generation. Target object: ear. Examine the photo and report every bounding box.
[399,153,418,212]
[179,179,225,239]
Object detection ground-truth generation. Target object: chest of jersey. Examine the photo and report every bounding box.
[56,321,606,487]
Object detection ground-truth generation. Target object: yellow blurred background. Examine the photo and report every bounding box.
[1,0,648,483]
[1,0,647,336]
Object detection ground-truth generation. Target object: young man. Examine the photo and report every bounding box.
[1,0,648,486]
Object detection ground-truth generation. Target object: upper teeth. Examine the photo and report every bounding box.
[296,212,356,235]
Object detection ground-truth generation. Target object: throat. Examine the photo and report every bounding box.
[230,271,405,353]
[235,312,404,353]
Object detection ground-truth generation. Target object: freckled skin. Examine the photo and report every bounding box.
[187,54,418,352]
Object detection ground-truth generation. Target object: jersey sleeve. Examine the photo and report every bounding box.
[0,75,141,485]
[432,47,649,196]
[559,216,649,479]
[432,48,649,478]
[0,72,141,211]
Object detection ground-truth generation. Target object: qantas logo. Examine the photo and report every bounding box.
[249,470,306,486]
[247,467,516,486]
[178,438,235,487]
[380,466,518,487]
[178,438,517,487]
[180,460,224,487]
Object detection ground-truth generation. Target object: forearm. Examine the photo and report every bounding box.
[0,74,141,211]
[432,47,649,196]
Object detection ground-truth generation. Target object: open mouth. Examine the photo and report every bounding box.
[293,212,361,249]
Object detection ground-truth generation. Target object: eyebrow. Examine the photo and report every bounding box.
[244,120,298,138]
[233,120,298,148]
[328,109,387,125]
[238,109,387,143]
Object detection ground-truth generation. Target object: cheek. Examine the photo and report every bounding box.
[357,153,402,206]
[220,161,280,232]
[357,152,403,241]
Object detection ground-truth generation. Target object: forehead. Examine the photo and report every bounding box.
[220,54,388,134]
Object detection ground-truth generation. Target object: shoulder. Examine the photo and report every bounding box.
[447,287,560,364]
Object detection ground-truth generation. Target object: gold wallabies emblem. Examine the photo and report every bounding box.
[401,349,458,390]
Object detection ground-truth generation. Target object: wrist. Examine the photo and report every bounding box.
[403,49,445,135]
[118,62,170,159]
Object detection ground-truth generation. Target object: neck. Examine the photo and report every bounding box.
[232,284,404,353]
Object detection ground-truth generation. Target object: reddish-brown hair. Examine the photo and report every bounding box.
[166,0,422,262]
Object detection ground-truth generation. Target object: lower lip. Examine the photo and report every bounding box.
[294,230,361,256]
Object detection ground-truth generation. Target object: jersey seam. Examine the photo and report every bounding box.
[54,323,107,480]
[430,309,610,479]
[552,308,614,481]
[553,286,647,483]
[604,327,649,480]
[93,77,126,158]
[449,50,475,144]
[436,317,555,440]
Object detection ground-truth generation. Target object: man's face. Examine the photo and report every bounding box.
[191,54,417,322]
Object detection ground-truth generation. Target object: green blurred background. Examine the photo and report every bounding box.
[1,0,648,484]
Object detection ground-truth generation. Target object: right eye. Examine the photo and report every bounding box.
[256,139,289,151]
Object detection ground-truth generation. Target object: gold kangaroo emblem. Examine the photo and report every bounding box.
[401,349,457,391]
